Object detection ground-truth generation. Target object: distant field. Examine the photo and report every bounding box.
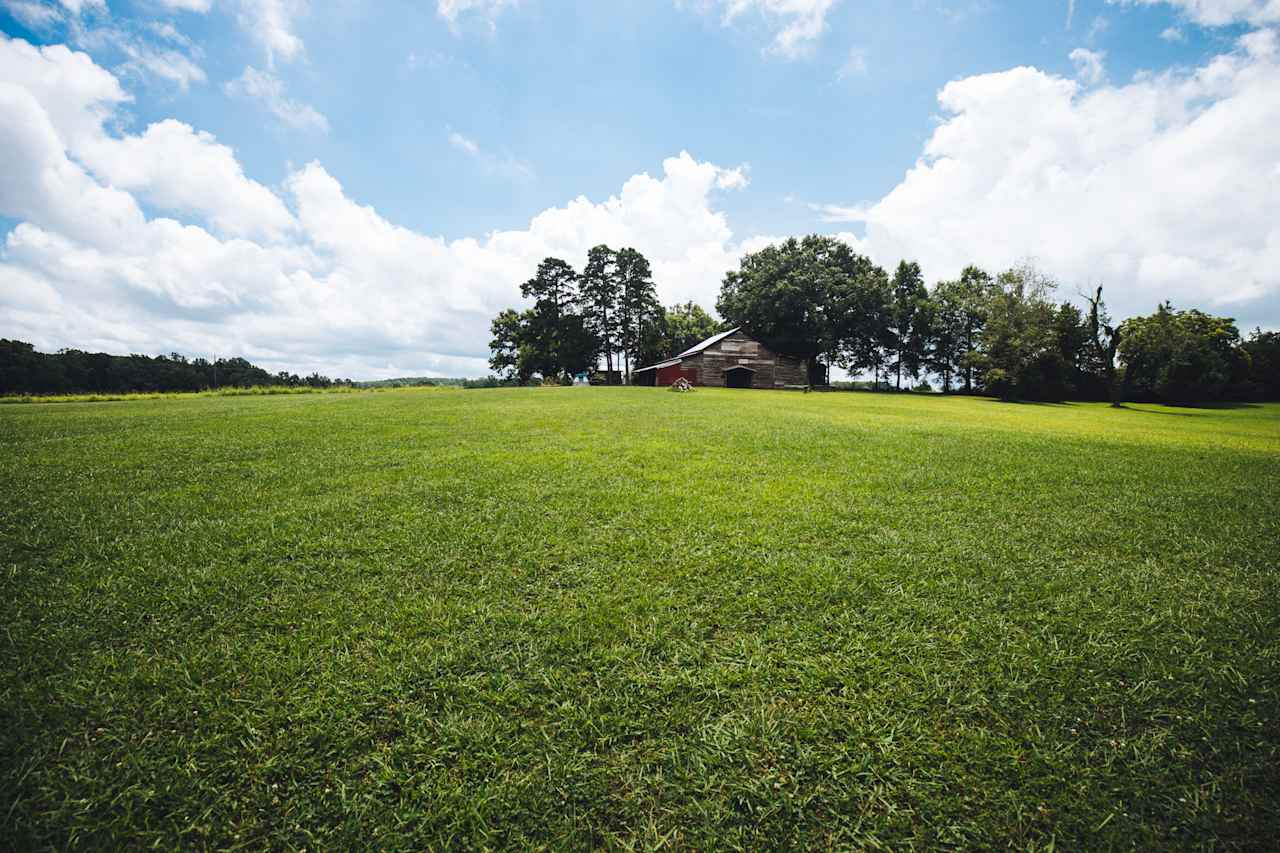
[2,388,1277,849]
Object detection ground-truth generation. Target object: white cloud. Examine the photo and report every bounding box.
[2,0,63,28]
[810,202,870,222]
[704,0,840,59]
[0,37,292,241]
[224,65,328,132]
[156,0,212,11]
[437,0,517,31]
[114,41,207,89]
[56,0,105,14]
[1110,0,1280,26]
[9,4,209,91]
[1066,0,1076,27]
[0,37,756,378]
[1160,25,1186,39]
[821,28,1280,324]
[78,120,297,241]
[716,164,751,189]
[237,0,307,65]
[448,129,535,181]
[1069,47,1106,84]
[447,130,480,156]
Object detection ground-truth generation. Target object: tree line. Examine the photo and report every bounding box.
[0,340,350,395]
[491,235,1280,403]
[488,245,720,384]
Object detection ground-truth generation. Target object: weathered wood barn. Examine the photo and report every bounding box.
[633,328,808,389]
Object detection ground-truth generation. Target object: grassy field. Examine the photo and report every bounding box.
[2,387,1277,850]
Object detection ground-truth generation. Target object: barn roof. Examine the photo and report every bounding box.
[633,358,682,373]
[675,327,742,358]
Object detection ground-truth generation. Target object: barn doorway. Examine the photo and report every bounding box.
[723,366,755,388]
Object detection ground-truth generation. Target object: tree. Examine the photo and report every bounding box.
[1242,328,1280,400]
[887,261,930,390]
[488,308,533,382]
[980,263,1064,401]
[1084,285,1124,406]
[948,266,995,394]
[1053,302,1092,399]
[579,245,621,383]
[719,235,885,385]
[832,266,893,389]
[664,301,720,355]
[927,279,966,392]
[1119,304,1248,403]
[615,247,660,383]
[520,257,583,380]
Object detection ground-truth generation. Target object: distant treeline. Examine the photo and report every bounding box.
[0,340,351,396]
[489,236,1280,404]
[353,377,500,389]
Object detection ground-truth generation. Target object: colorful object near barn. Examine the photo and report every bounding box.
[633,328,808,389]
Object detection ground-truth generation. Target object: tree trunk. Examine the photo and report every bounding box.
[896,356,902,390]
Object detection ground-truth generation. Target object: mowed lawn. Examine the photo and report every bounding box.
[2,388,1278,850]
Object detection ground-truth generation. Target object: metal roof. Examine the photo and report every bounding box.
[675,327,742,358]
[633,358,683,372]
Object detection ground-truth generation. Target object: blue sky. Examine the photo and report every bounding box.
[1,0,1277,377]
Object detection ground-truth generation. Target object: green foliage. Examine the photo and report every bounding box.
[2,389,1277,848]
[979,263,1067,401]
[719,235,888,384]
[888,261,930,389]
[579,245,622,379]
[615,247,661,381]
[1242,328,1280,400]
[663,301,721,355]
[490,248,661,384]
[1119,304,1250,404]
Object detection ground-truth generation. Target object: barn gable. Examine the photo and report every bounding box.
[634,328,808,389]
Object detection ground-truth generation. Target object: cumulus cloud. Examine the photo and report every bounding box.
[0,36,755,378]
[821,28,1280,326]
[224,66,328,132]
[1069,47,1106,84]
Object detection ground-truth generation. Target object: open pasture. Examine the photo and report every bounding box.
[2,388,1278,849]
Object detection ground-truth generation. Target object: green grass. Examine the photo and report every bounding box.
[2,387,1277,850]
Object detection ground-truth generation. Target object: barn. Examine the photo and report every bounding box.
[633,328,808,389]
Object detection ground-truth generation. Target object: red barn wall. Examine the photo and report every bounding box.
[656,364,699,385]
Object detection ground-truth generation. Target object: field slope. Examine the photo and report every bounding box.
[2,388,1278,849]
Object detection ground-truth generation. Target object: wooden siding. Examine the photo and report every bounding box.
[683,330,807,388]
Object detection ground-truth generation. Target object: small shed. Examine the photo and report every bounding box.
[633,328,807,389]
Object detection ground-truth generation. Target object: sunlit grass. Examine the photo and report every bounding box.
[1,387,1277,848]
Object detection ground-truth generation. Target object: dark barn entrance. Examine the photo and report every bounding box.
[723,366,755,388]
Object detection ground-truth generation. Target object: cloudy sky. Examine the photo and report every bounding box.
[1,0,1277,378]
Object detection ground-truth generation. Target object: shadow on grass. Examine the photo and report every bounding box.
[981,398,1077,407]
[1119,401,1263,416]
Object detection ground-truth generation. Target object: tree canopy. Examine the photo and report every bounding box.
[486,235,1276,403]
